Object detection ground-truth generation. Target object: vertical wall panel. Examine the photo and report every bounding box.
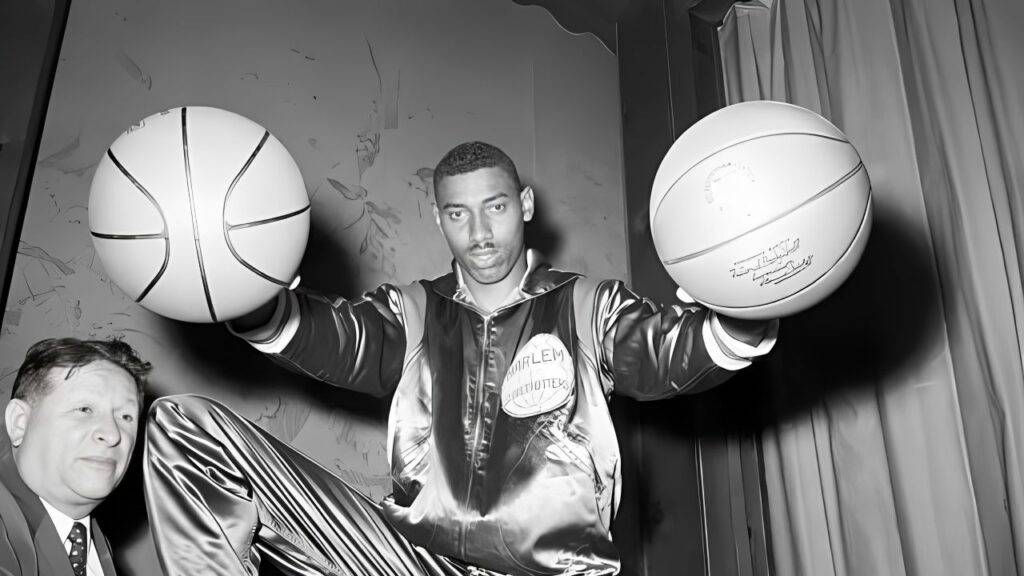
[616,1,706,574]
[617,1,772,574]
[0,0,70,314]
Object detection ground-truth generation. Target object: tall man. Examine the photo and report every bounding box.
[145,142,777,575]
[0,338,150,576]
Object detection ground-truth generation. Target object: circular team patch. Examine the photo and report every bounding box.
[501,333,575,418]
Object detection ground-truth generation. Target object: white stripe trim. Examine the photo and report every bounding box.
[710,312,779,358]
[702,315,751,371]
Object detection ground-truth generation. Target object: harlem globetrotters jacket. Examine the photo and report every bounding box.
[243,253,775,575]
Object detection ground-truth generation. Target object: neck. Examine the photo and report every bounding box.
[42,496,94,522]
[464,248,528,313]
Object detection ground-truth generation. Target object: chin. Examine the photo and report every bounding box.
[468,266,510,285]
[463,255,511,282]
[70,474,120,500]
[72,483,117,501]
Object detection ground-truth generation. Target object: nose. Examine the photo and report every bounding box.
[469,214,492,244]
[94,413,123,447]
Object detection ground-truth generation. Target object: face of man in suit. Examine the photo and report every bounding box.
[4,360,140,518]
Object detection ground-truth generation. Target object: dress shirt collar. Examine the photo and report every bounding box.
[39,497,90,547]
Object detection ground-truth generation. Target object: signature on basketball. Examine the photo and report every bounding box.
[732,238,813,286]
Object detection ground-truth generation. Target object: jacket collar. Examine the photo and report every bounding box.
[430,249,580,305]
[0,448,50,535]
[0,447,117,575]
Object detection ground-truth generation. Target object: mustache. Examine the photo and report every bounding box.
[469,243,497,252]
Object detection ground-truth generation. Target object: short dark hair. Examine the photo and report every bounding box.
[433,141,522,192]
[11,338,151,405]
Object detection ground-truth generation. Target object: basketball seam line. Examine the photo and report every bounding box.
[652,131,853,220]
[104,150,170,303]
[227,203,310,231]
[221,130,293,287]
[182,107,219,322]
[662,161,866,265]
[710,193,872,311]
[90,232,165,240]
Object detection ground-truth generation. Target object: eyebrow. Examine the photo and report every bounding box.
[441,193,509,210]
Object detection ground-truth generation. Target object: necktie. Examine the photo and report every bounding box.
[67,521,87,576]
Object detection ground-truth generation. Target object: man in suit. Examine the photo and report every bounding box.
[0,338,151,576]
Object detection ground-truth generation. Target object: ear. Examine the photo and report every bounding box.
[432,203,443,232]
[520,186,535,222]
[5,399,30,448]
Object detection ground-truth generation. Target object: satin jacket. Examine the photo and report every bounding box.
[260,261,738,575]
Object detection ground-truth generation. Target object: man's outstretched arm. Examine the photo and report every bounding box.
[228,284,411,398]
[587,280,777,400]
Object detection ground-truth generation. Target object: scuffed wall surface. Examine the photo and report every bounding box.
[0,0,624,572]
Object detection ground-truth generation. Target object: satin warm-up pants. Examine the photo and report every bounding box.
[144,394,499,576]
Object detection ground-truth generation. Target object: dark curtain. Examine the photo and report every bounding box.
[718,0,1024,574]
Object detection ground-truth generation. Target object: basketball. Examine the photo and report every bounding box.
[88,106,310,323]
[649,100,872,320]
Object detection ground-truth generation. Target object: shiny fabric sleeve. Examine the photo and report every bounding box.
[261,284,409,398]
[594,280,736,400]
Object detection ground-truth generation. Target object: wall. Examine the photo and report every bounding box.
[0,0,626,572]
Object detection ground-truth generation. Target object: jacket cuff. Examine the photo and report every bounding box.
[227,291,301,354]
[710,312,778,358]
[701,312,779,370]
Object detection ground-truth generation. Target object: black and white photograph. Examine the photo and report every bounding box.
[0,0,1021,574]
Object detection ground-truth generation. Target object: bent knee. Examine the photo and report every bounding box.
[147,394,236,435]
[149,393,217,417]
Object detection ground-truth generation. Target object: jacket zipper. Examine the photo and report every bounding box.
[456,287,571,558]
[462,313,491,558]
[460,291,551,508]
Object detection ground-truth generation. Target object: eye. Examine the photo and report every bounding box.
[446,209,465,221]
[489,203,506,213]
[77,406,93,415]
[121,414,135,424]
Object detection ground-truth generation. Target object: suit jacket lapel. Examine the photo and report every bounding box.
[91,520,117,576]
[0,454,36,576]
[28,506,74,576]
[33,533,74,576]
[0,450,74,576]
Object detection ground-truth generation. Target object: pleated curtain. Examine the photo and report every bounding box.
[717,0,1024,574]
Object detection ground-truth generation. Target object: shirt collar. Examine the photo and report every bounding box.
[39,497,90,546]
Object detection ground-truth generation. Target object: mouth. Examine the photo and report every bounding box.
[468,251,503,269]
[78,456,117,471]
[469,247,499,258]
